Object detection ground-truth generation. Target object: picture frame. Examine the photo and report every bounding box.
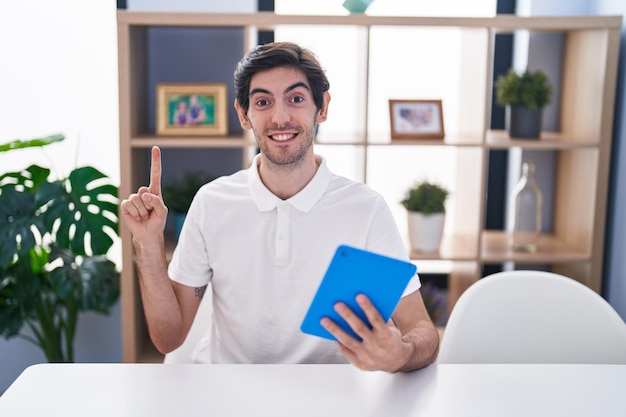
[157,83,228,136]
[389,99,445,140]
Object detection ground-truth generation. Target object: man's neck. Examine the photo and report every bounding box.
[257,153,321,200]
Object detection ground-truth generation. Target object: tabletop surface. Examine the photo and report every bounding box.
[1,363,625,417]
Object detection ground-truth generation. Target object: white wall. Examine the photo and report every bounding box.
[0,0,120,392]
[0,0,120,182]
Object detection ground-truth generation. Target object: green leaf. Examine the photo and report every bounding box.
[0,134,65,153]
[401,182,449,215]
[77,256,119,311]
[48,247,119,311]
[0,185,48,266]
[43,166,119,256]
[494,68,553,109]
[0,165,50,190]
[0,259,44,339]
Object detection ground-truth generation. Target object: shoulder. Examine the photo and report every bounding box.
[327,172,385,203]
[201,169,248,190]
[193,169,250,203]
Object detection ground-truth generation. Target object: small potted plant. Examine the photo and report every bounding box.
[494,68,553,139]
[401,181,449,252]
[163,171,216,241]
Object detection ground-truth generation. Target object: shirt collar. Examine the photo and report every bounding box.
[248,153,331,213]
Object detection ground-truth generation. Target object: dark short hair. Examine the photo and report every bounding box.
[234,42,330,113]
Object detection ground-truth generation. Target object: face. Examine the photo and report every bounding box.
[235,66,329,168]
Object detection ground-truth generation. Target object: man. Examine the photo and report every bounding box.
[121,42,439,373]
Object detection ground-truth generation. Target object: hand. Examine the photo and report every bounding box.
[120,146,168,240]
[321,294,413,373]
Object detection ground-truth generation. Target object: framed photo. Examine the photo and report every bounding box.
[389,99,445,140]
[157,83,228,136]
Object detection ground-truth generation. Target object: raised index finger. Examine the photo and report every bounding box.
[149,146,162,196]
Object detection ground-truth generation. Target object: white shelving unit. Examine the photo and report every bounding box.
[117,11,621,362]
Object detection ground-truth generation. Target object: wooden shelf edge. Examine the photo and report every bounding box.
[130,136,249,148]
[481,231,591,263]
[486,130,600,149]
[409,234,478,261]
[407,232,591,264]
[117,11,622,32]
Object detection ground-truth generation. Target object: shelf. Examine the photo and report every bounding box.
[486,130,599,149]
[408,232,591,264]
[117,11,620,363]
[117,11,621,31]
[131,135,249,149]
[409,234,478,261]
[481,231,590,263]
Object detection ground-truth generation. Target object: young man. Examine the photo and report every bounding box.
[120,42,439,372]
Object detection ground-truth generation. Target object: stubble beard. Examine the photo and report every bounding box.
[254,116,317,171]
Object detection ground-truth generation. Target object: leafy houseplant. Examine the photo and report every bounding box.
[495,68,553,109]
[401,181,449,215]
[0,135,120,362]
[494,68,554,138]
[162,171,215,214]
[163,171,216,241]
[401,181,449,252]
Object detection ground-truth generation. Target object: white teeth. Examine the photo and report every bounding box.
[272,134,295,141]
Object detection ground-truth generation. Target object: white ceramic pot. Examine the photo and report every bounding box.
[407,211,445,252]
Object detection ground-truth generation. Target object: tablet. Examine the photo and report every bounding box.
[300,245,417,341]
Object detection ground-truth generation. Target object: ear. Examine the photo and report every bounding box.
[234,100,252,130]
[316,91,331,123]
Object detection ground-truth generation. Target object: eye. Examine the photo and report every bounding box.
[290,95,305,104]
[255,99,270,107]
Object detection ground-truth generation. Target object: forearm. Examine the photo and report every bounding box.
[133,235,186,354]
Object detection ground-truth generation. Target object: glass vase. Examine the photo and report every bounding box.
[509,161,543,252]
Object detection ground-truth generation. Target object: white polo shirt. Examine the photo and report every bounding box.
[168,154,420,364]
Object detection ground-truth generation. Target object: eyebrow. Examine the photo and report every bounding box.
[249,81,310,97]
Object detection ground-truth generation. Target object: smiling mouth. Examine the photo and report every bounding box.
[270,133,297,142]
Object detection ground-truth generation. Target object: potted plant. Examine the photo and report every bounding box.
[401,181,449,252]
[494,68,553,139]
[163,171,216,241]
[0,134,120,362]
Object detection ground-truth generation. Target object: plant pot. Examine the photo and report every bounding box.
[507,105,542,139]
[342,0,374,13]
[407,211,445,252]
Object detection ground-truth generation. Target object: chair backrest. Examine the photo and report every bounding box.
[437,270,626,364]
[163,288,212,364]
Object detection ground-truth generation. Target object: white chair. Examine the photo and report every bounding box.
[437,270,626,364]
[163,288,212,364]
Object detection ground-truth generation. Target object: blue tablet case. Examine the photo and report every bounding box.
[300,245,417,341]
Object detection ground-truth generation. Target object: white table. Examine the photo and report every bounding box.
[0,363,624,416]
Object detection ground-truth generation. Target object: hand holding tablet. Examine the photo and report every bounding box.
[300,245,417,341]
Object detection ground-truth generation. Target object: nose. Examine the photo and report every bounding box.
[270,100,291,127]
